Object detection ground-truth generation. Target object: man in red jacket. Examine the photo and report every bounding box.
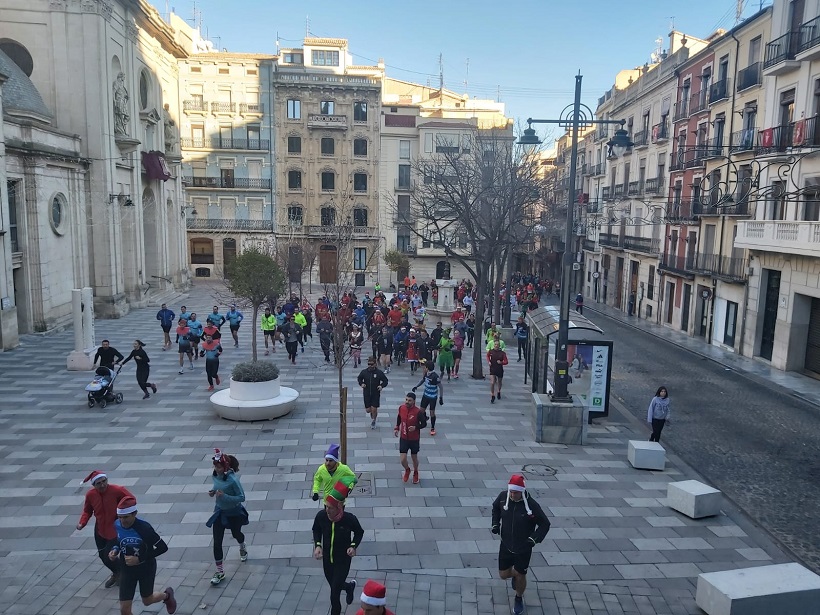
[76,470,134,588]
[394,392,424,484]
[356,579,395,615]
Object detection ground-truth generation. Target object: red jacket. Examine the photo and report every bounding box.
[78,484,134,539]
[396,403,422,441]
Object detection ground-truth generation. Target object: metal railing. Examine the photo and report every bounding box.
[590,162,604,176]
[239,103,264,114]
[182,177,272,189]
[692,254,749,281]
[645,177,664,194]
[704,137,724,158]
[709,79,731,104]
[670,151,685,171]
[633,130,648,147]
[659,253,697,274]
[737,63,761,90]
[183,99,208,112]
[583,238,600,252]
[652,119,670,142]
[394,179,415,191]
[799,15,820,54]
[601,186,611,201]
[186,218,272,231]
[689,90,708,115]
[180,138,269,150]
[595,127,609,141]
[613,183,625,198]
[764,31,799,69]
[730,129,757,152]
[673,101,688,122]
[628,180,643,195]
[586,201,601,214]
[623,236,659,254]
[599,232,619,247]
[211,102,236,113]
[666,200,698,223]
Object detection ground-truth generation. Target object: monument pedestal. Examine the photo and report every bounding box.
[66,287,96,371]
[67,349,95,371]
[531,393,588,445]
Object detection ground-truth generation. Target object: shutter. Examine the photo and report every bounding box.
[805,298,820,374]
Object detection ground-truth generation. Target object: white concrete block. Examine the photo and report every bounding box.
[627,440,665,470]
[696,563,820,615]
[667,480,722,519]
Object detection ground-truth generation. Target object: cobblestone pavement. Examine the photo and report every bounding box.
[0,283,798,614]
[583,303,820,574]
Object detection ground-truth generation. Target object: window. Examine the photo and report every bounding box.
[353,138,368,156]
[283,52,303,64]
[354,248,367,270]
[424,133,433,153]
[397,194,411,220]
[139,71,150,110]
[458,233,468,249]
[288,170,302,190]
[647,265,655,300]
[246,69,257,76]
[50,193,66,234]
[288,136,301,154]
[724,301,738,347]
[190,66,201,73]
[804,183,820,221]
[397,233,411,252]
[220,168,234,188]
[320,100,335,115]
[321,137,335,156]
[321,207,336,226]
[436,133,459,153]
[399,140,410,159]
[247,125,260,145]
[398,164,411,188]
[770,181,786,220]
[353,207,368,227]
[7,180,19,252]
[353,173,367,192]
[287,99,301,119]
[312,50,339,66]
[321,172,335,191]
[287,205,303,226]
[354,101,368,122]
[748,36,761,65]
[218,68,229,75]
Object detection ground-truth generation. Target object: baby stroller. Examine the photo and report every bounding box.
[86,365,124,408]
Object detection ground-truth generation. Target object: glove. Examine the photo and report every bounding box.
[439,397,444,405]
[412,387,417,392]
[311,493,319,502]
[491,525,500,535]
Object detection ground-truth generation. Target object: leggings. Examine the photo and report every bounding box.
[212,515,245,562]
[322,556,352,615]
[206,358,219,386]
[517,338,527,360]
[650,418,666,442]
[94,529,118,574]
[286,341,298,360]
[136,366,152,394]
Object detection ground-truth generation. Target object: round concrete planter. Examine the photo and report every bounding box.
[210,376,298,422]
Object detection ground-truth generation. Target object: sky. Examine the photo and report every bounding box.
[156,0,770,141]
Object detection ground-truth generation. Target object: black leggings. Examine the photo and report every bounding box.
[136,366,152,394]
[94,529,118,574]
[212,515,245,562]
[286,341,298,360]
[650,418,666,442]
[517,338,527,360]
[206,358,219,386]
[322,556,352,615]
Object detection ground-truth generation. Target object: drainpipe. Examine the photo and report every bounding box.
[268,61,276,236]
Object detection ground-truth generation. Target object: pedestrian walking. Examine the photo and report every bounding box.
[628,291,636,316]
[514,317,529,362]
[117,340,157,399]
[156,304,175,350]
[206,449,248,585]
[175,319,194,374]
[225,304,244,347]
[261,307,277,355]
[349,325,364,368]
[358,357,389,429]
[201,334,223,391]
[575,292,584,314]
[93,340,124,370]
[281,315,302,364]
[109,496,177,615]
[312,476,363,615]
[187,313,203,359]
[76,470,135,589]
[647,386,670,442]
[394,392,426,484]
[487,340,508,403]
[412,360,443,436]
[491,475,551,615]
[317,314,334,363]
[311,443,356,503]
[356,580,395,615]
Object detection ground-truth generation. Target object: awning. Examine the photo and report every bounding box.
[526,305,604,339]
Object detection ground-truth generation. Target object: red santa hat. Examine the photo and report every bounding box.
[82,470,107,485]
[116,495,138,515]
[360,579,387,606]
[503,474,532,515]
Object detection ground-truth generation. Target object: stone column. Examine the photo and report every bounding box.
[67,288,95,370]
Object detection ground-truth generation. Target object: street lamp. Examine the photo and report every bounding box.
[517,72,632,403]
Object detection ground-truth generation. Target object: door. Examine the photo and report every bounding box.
[665,281,675,324]
[615,257,624,308]
[682,283,692,331]
[222,238,236,278]
[698,287,709,338]
[805,298,820,374]
[760,270,781,360]
[724,301,738,347]
[319,245,338,284]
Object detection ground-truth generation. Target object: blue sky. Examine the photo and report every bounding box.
[159,0,769,134]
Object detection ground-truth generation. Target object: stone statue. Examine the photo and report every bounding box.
[163,103,178,153]
[113,72,130,136]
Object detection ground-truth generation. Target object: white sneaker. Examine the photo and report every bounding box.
[370,420,376,430]
[178,370,184,375]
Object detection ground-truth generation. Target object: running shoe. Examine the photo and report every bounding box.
[104,573,119,588]
[151,384,157,394]
[210,572,225,585]
[430,428,436,436]
[215,375,221,385]
[164,587,177,614]
[143,393,150,400]
[513,594,524,615]
[403,468,411,482]
[370,419,376,430]
[207,385,214,391]
[345,580,357,605]
[178,370,184,375]
[189,364,194,370]
[490,396,495,404]
[412,470,419,484]
[239,546,247,562]
[497,392,502,399]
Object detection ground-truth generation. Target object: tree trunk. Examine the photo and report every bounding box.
[251,304,259,362]
[493,251,506,324]
[471,263,487,380]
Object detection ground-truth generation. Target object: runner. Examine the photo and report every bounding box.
[175,318,194,375]
[491,475,551,615]
[207,305,226,330]
[207,449,248,585]
[109,496,177,615]
[412,361,444,436]
[293,308,308,352]
[349,324,364,368]
[452,330,464,379]
[117,340,157,399]
[430,322,444,362]
[202,320,221,342]
[281,315,302,364]
[93,340,124,370]
[357,357,389,429]
[261,307,277,355]
[514,316,529,362]
[274,306,287,347]
[375,326,393,374]
[356,580,395,615]
[312,476,363,615]
[156,304,175,350]
[76,470,134,589]
[394,392,425,484]
[437,330,455,380]
[201,334,223,391]
[187,313,203,360]
[317,314,333,363]
[179,305,191,323]
[487,340,508,403]
[311,444,356,502]
[225,304,244,348]
[406,329,420,374]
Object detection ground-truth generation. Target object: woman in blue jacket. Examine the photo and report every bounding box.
[206,449,248,585]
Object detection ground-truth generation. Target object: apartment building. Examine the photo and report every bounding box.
[273,38,383,287]
[736,0,820,374]
[179,51,275,277]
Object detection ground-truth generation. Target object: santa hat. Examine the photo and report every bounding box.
[360,579,387,606]
[116,495,138,515]
[503,474,532,515]
[325,444,341,463]
[325,475,357,508]
[83,470,107,485]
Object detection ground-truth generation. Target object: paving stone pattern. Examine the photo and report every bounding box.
[0,283,793,614]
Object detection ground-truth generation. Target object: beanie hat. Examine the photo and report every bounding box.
[83,470,107,485]
[325,444,341,463]
[325,475,357,508]
[360,579,387,606]
[503,474,532,515]
[116,495,138,515]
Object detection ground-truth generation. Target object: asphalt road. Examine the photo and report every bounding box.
[589,310,820,573]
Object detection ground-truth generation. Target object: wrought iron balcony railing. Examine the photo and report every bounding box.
[182,176,272,189]
[186,218,272,231]
[652,119,670,142]
[737,63,761,90]
[709,79,731,104]
[764,30,799,69]
[180,138,269,150]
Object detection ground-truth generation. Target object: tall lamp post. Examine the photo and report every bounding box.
[518,72,632,403]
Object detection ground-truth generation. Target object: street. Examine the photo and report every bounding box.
[587,308,820,573]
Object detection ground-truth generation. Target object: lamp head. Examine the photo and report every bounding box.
[607,123,634,158]
[517,120,542,153]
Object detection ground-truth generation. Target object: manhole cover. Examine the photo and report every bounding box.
[521,463,557,477]
[353,471,374,496]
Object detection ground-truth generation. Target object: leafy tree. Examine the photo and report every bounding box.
[383,249,410,278]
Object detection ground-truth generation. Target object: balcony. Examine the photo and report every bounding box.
[645,177,664,194]
[633,130,648,148]
[586,201,601,214]
[394,179,415,192]
[583,238,601,253]
[613,183,625,199]
[798,16,820,60]
[183,99,208,113]
[737,63,761,91]
[691,254,749,282]
[697,198,751,217]
[659,253,697,275]
[666,200,699,224]
[670,151,685,171]
[730,129,757,153]
[211,102,236,114]
[763,31,800,75]
[689,90,708,115]
[704,137,724,159]
[186,218,272,231]
[601,186,611,201]
[623,236,660,254]
[759,116,820,154]
[628,180,643,196]
[180,138,269,150]
[239,103,264,115]
[684,147,707,169]
[595,127,609,141]
[591,162,605,177]
[651,119,670,143]
[736,220,820,257]
[709,79,730,104]
[599,232,620,248]
[182,176,272,190]
[673,101,689,123]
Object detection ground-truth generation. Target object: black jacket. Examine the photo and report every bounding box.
[376,334,393,355]
[357,367,388,396]
[94,346,124,368]
[491,492,550,553]
[312,510,364,564]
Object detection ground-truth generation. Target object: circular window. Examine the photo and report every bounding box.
[50,194,66,235]
[139,72,150,110]
[0,40,33,77]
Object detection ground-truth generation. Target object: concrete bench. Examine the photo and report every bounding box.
[627,440,665,470]
[696,563,820,615]
[667,479,721,518]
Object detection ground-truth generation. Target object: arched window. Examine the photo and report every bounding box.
[191,238,214,264]
[0,39,33,76]
[436,260,451,279]
[139,71,151,110]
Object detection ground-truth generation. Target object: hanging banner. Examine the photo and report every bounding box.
[793,119,806,147]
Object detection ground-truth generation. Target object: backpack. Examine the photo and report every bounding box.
[417,409,428,429]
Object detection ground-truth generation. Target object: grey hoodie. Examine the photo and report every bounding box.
[647,396,670,422]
